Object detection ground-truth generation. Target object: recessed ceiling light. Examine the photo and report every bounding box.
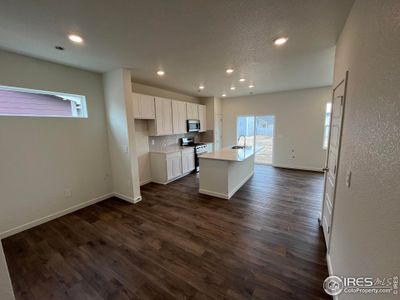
[226,68,234,74]
[222,93,226,97]
[68,34,84,43]
[249,84,254,88]
[199,85,205,90]
[273,37,288,46]
[157,70,165,76]
[230,86,236,90]
[239,78,246,82]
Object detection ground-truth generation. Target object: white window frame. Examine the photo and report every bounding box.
[0,85,88,118]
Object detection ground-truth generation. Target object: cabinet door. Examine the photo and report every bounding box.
[181,153,189,174]
[187,152,195,171]
[153,97,173,135]
[132,93,141,118]
[181,152,194,173]
[198,105,207,132]
[166,158,174,180]
[187,103,199,120]
[140,95,155,119]
[167,156,182,180]
[162,99,173,135]
[174,156,182,177]
[179,101,188,133]
[154,98,164,135]
[172,100,187,134]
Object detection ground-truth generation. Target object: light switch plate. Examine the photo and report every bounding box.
[346,169,352,187]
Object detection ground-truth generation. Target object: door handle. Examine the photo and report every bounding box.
[323,167,329,172]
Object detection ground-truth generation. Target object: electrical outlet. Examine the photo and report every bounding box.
[64,188,71,197]
[151,139,155,145]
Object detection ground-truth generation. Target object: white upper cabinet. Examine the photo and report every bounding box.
[198,104,207,132]
[148,97,173,136]
[139,96,208,136]
[132,93,155,119]
[133,93,141,118]
[186,103,199,120]
[172,100,187,134]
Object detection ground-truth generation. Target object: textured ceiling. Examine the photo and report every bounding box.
[0,0,354,97]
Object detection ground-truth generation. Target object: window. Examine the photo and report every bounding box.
[0,85,87,118]
[323,102,332,149]
[237,115,275,165]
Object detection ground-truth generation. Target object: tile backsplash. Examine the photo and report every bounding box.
[148,132,198,150]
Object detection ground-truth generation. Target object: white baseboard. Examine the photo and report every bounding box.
[0,193,113,239]
[272,164,324,172]
[326,253,339,300]
[112,192,142,204]
[150,172,193,185]
[326,253,333,276]
[140,178,152,186]
[199,188,229,199]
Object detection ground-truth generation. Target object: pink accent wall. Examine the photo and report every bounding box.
[0,90,72,116]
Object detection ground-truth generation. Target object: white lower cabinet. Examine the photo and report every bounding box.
[181,149,195,174]
[166,155,182,180]
[150,149,194,184]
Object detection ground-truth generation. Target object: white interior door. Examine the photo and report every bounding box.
[321,72,348,250]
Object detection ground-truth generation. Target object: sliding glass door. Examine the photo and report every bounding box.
[255,115,275,165]
[237,115,275,165]
[236,115,255,147]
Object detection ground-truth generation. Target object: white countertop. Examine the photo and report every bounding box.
[149,145,194,154]
[199,146,254,162]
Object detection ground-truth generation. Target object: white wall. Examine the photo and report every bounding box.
[0,50,113,237]
[329,1,400,299]
[0,244,14,300]
[222,87,331,171]
[103,69,141,202]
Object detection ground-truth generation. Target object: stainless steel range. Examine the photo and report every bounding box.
[181,137,207,173]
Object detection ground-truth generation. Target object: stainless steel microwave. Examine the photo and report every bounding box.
[187,119,200,132]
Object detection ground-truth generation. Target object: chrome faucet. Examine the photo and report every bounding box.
[238,135,246,147]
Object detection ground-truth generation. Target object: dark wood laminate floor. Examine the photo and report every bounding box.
[2,165,330,300]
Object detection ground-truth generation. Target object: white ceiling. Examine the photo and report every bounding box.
[0,0,354,97]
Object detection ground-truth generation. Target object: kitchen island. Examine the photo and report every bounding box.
[199,146,255,199]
